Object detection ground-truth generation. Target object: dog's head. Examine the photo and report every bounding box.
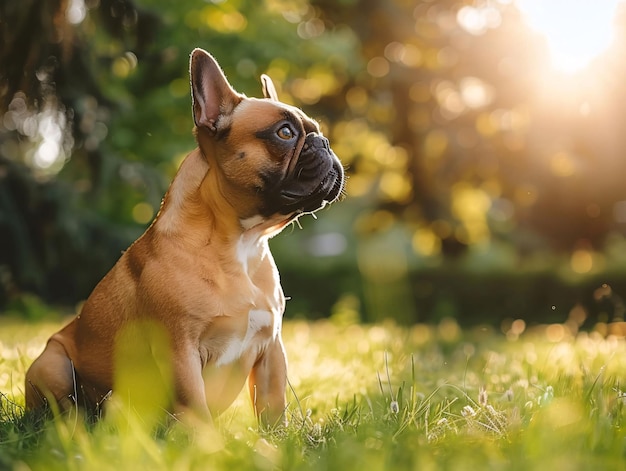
[189,48,344,228]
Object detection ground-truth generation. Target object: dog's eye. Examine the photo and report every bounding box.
[276,125,294,140]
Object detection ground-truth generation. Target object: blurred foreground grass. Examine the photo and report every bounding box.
[0,317,625,470]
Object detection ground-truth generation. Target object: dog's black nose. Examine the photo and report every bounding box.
[306,133,330,152]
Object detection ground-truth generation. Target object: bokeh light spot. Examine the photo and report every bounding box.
[545,323,565,342]
[412,227,441,257]
[550,152,576,178]
[367,57,390,78]
[570,249,593,274]
[132,202,154,225]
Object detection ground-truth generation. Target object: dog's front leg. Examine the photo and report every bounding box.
[173,349,212,422]
[248,337,288,426]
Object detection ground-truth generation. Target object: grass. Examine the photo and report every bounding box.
[0,316,625,470]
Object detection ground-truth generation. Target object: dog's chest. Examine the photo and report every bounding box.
[214,309,273,367]
[203,233,283,368]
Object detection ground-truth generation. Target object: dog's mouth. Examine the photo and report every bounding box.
[261,133,344,217]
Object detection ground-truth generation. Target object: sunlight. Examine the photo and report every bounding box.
[516,0,624,73]
[66,0,86,24]
[32,106,69,173]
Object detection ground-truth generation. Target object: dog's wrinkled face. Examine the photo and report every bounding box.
[230,99,344,218]
[190,48,344,224]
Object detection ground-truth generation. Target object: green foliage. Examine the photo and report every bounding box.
[1,319,625,469]
[3,294,58,321]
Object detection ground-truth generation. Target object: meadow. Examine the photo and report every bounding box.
[0,316,625,470]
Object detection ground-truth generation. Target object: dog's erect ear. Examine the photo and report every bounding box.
[261,74,279,101]
[190,48,242,132]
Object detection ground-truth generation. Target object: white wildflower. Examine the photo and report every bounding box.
[461,405,476,417]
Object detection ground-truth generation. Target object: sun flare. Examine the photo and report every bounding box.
[516,0,624,73]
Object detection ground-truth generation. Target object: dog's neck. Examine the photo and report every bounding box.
[152,149,289,247]
[153,149,215,240]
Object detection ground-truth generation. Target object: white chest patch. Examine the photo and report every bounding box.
[236,233,263,273]
[215,309,273,367]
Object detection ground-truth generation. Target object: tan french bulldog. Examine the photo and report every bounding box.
[25,48,344,425]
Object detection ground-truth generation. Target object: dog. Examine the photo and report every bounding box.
[25,48,344,425]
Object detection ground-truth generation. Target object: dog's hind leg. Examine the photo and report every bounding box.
[25,338,76,412]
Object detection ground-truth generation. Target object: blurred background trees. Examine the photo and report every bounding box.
[2,0,626,328]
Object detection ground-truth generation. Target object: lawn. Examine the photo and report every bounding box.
[0,316,625,470]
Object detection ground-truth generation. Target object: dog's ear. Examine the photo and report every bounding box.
[190,49,242,133]
[261,74,279,101]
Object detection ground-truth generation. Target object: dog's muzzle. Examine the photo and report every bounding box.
[263,133,344,216]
